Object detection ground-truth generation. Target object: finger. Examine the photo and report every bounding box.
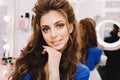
[42,49,47,54]
[43,45,47,48]
[42,46,47,54]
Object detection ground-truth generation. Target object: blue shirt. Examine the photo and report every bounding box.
[86,47,102,71]
[75,63,90,80]
[24,63,89,80]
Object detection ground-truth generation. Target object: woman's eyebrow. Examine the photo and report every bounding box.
[54,20,64,25]
[41,25,49,28]
[41,20,64,27]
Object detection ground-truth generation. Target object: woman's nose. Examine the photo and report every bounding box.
[50,28,57,38]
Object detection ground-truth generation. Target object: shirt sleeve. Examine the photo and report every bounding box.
[75,63,90,80]
[96,48,102,64]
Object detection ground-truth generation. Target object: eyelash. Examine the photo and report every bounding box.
[41,27,49,33]
[41,23,65,33]
[57,23,64,28]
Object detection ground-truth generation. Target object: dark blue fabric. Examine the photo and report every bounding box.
[24,63,89,80]
[24,73,30,80]
[75,63,90,80]
[86,47,102,71]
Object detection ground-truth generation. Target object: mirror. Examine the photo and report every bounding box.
[96,17,120,48]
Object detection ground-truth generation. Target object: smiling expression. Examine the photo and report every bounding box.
[40,10,73,52]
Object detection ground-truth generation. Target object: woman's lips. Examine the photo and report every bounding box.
[51,39,62,46]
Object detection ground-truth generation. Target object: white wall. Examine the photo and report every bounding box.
[13,0,36,57]
[75,2,106,21]
[70,1,120,21]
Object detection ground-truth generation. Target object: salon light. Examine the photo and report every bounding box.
[3,15,10,22]
[96,19,120,48]
[3,43,10,51]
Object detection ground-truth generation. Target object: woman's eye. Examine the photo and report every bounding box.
[41,27,49,33]
[57,23,64,28]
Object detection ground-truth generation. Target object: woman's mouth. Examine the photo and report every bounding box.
[51,39,62,46]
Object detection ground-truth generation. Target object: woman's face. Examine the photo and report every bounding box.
[40,10,73,52]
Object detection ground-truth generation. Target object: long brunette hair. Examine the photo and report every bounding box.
[10,0,81,80]
[79,18,97,64]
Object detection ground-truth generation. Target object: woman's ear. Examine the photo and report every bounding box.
[69,24,73,33]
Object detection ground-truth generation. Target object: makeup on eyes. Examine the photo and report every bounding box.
[41,26,50,33]
[41,20,66,33]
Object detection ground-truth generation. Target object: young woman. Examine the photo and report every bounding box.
[9,0,89,80]
[79,18,102,80]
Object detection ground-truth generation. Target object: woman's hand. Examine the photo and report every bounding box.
[42,46,62,80]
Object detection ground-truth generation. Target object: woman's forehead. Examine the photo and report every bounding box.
[40,11,67,26]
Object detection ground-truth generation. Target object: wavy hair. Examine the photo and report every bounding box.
[10,0,81,80]
[79,18,97,64]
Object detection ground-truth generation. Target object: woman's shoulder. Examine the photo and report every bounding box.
[75,63,90,80]
[95,47,103,53]
[23,63,90,80]
[88,47,102,54]
[90,47,102,51]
